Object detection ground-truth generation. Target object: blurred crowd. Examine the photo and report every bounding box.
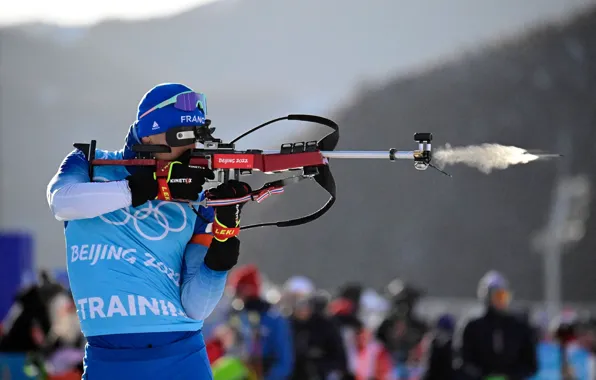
[1,267,596,380]
[201,266,596,380]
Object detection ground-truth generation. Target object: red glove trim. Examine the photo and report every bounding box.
[156,178,172,201]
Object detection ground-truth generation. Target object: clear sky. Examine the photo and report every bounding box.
[0,0,219,26]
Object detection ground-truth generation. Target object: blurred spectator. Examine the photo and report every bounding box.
[288,281,349,380]
[0,270,84,379]
[280,276,317,317]
[310,290,332,316]
[578,317,596,355]
[454,270,538,380]
[421,313,456,380]
[551,309,579,344]
[328,285,366,380]
[376,278,427,378]
[209,264,294,380]
[334,283,364,319]
[354,326,396,380]
[358,289,390,333]
[0,270,58,353]
[551,309,582,379]
[206,323,236,364]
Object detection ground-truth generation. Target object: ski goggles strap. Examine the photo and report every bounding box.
[139,91,207,119]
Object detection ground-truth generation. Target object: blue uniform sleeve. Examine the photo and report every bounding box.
[180,205,229,321]
[180,244,228,320]
[265,314,294,380]
[47,149,132,221]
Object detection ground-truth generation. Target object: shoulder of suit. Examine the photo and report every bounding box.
[94,149,124,160]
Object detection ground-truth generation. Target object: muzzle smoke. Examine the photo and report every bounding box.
[434,143,560,174]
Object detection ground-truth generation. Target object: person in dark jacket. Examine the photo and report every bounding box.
[422,313,456,380]
[454,271,538,380]
[290,292,349,380]
[376,279,427,371]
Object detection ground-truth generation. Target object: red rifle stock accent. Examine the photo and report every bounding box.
[188,157,210,167]
[207,151,326,171]
[92,151,327,172]
[89,152,327,206]
[252,151,326,172]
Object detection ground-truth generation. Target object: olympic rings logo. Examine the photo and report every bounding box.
[100,201,188,241]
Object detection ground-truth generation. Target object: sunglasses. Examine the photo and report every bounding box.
[139,91,207,119]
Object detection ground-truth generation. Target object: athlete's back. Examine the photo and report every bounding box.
[51,147,206,337]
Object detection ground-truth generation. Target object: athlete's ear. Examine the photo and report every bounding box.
[141,136,152,144]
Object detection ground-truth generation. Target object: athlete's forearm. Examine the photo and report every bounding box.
[181,262,228,320]
[180,238,239,320]
[47,149,132,221]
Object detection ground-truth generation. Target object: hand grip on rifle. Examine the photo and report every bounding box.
[126,162,215,207]
[207,180,252,228]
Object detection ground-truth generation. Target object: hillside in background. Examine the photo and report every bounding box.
[237,8,596,302]
[1,0,596,301]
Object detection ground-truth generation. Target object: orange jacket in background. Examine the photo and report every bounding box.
[355,338,396,380]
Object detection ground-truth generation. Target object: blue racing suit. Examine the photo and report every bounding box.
[46,125,229,379]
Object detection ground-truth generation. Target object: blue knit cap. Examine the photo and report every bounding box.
[135,82,207,139]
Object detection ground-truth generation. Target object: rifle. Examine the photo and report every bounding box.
[74,114,441,230]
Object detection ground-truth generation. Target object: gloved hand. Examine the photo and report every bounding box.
[126,163,214,207]
[207,180,252,241]
[165,162,215,201]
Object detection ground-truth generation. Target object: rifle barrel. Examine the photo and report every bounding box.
[262,150,416,160]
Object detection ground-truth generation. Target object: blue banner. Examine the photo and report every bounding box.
[0,232,34,321]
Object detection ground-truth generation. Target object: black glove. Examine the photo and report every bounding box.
[204,237,240,271]
[208,180,252,228]
[126,163,214,207]
[202,181,251,271]
[165,162,215,201]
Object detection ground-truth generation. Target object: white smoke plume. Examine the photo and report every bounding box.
[433,143,559,174]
